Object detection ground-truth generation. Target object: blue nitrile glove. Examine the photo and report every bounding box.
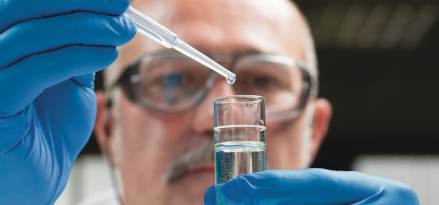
[204,169,419,205]
[0,0,136,204]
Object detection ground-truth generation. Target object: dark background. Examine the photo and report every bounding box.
[80,0,439,171]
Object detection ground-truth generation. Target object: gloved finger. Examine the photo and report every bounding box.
[204,185,215,205]
[34,75,98,158]
[0,12,136,68]
[0,73,97,156]
[0,45,118,117]
[221,169,418,205]
[71,73,96,90]
[0,0,129,33]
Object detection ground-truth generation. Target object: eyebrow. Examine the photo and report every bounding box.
[241,48,265,55]
[182,44,268,56]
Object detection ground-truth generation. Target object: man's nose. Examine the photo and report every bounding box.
[191,79,236,134]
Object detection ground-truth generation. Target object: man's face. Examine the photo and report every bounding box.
[95,0,329,204]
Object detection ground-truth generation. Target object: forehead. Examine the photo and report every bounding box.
[118,0,306,67]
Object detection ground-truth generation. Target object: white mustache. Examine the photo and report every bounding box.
[164,137,214,184]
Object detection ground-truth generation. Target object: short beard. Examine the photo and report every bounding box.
[163,137,215,185]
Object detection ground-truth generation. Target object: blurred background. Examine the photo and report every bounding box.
[57,0,439,204]
[295,0,439,172]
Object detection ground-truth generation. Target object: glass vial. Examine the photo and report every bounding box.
[214,95,266,205]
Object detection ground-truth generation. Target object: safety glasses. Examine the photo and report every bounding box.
[108,50,312,121]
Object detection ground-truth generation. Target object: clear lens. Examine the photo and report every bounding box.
[233,57,304,114]
[136,55,212,110]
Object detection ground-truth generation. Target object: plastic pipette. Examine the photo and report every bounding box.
[123,6,236,84]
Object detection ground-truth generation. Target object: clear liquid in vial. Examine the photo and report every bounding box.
[214,140,266,205]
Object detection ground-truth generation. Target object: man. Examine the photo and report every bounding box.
[0,0,419,204]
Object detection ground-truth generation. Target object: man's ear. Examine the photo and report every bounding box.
[309,98,332,164]
[94,91,114,164]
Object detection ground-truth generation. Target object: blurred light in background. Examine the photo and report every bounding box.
[307,3,438,50]
[353,155,439,205]
[56,156,115,205]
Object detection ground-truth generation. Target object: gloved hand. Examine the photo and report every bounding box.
[0,0,136,204]
[204,169,419,205]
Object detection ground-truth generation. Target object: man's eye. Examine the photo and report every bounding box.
[160,73,184,87]
[251,77,277,89]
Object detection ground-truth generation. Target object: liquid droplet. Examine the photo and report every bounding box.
[226,76,236,84]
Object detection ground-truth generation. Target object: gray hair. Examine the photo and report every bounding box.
[301,104,315,168]
[294,0,319,99]
[303,22,319,99]
[111,88,123,165]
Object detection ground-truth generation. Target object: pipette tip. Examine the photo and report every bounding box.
[227,75,236,84]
